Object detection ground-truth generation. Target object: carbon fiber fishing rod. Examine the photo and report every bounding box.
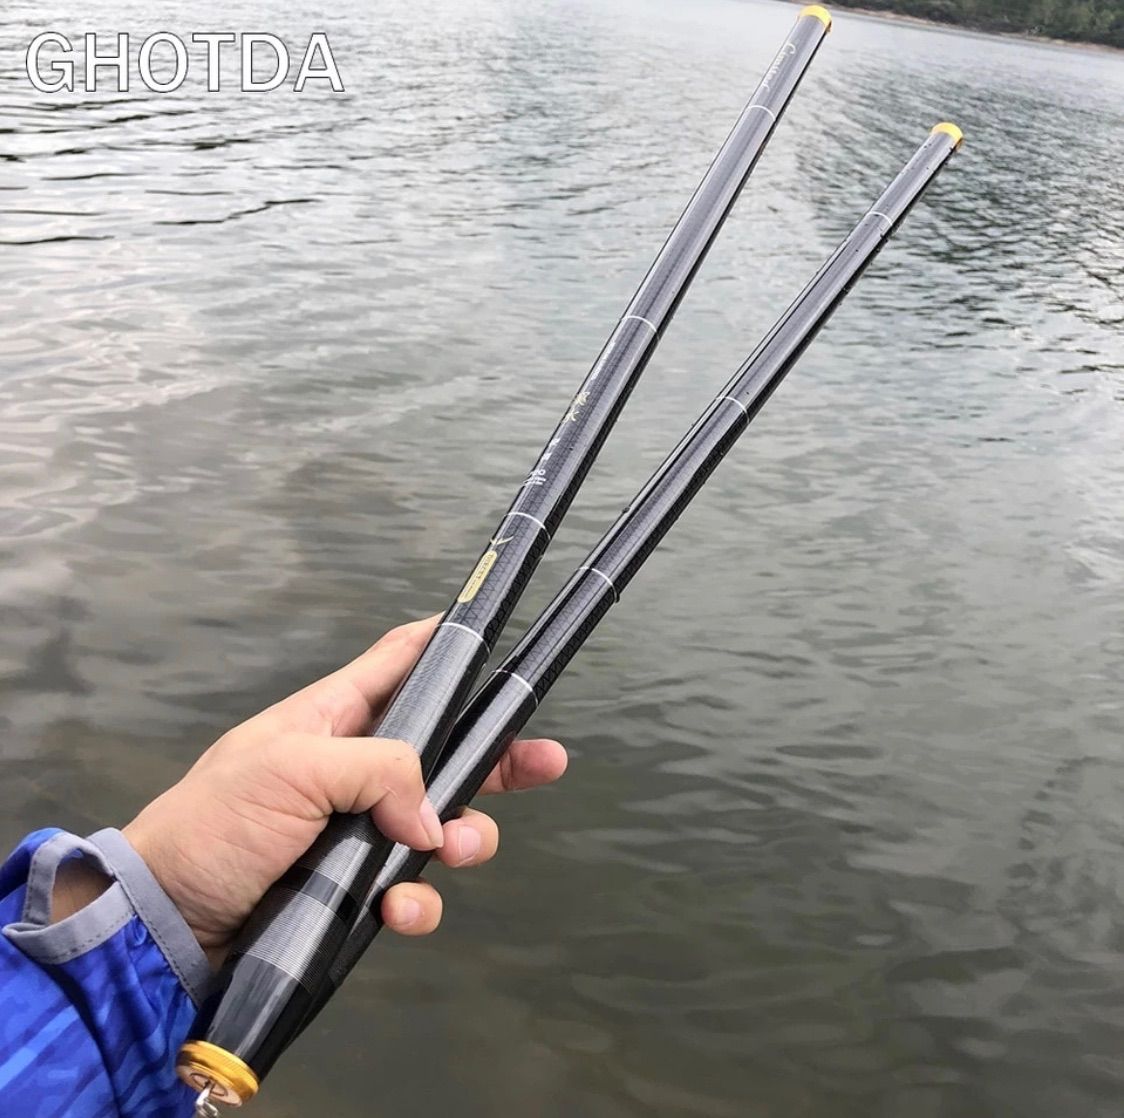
[179,8,832,1106]
[286,119,965,1049]
[182,121,962,1110]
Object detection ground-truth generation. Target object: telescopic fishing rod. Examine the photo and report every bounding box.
[179,8,832,1106]
[313,117,964,1013]
[298,121,963,1025]
[179,118,962,1111]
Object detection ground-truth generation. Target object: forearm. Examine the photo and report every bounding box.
[1,828,212,1118]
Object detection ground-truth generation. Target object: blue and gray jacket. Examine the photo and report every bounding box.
[1,828,209,1117]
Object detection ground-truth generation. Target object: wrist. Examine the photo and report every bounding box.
[122,816,228,969]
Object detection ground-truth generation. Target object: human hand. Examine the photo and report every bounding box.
[122,616,567,964]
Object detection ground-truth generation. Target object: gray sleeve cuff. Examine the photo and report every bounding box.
[1,828,213,1007]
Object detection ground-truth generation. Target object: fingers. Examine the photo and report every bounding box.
[315,616,442,734]
[435,808,498,868]
[382,879,442,936]
[378,809,511,936]
[240,724,562,861]
[264,733,444,851]
[256,615,442,737]
[358,739,568,940]
[477,737,568,795]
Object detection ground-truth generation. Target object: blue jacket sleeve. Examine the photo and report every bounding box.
[1,828,213,1118]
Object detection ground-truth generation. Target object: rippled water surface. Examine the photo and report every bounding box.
[3,1,1124,1114]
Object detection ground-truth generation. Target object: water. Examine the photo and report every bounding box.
[3,0,1123,1114]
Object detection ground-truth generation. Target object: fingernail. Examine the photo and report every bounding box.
[397,897,422,926]
[455,826,482,866]
[419,799,445,848]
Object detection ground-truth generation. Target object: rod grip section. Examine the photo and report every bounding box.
[187,624,488,1081]
[295,677,541,1033]
[192,893,348,1081]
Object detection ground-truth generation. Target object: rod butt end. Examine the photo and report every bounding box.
[177,1041,259,1108]
[931,121,964,149]
[799,5,832,30]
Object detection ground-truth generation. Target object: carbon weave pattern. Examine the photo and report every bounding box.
[446,514,551,647]
[507,575,616,698]
[425,678,539,809]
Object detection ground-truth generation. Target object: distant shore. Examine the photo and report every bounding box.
[793,2,1123,54]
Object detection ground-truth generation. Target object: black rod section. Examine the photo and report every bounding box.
[304,121,964,1030]
[179,8,833,1103]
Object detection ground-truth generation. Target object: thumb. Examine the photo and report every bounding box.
[273,733,445,851]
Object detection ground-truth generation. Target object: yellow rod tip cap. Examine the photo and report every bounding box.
[800,5,833,29]
[177,1041,260,1107]
[931,122,964,148]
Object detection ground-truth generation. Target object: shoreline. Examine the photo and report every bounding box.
[795,3,1123,55]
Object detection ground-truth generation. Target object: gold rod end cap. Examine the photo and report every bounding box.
[931,121,964,149]
[800,5,833,30]
[177,1041,259,1108]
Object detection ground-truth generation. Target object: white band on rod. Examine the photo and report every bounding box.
[577,565,619,603]
[439,621,487,646]
[496,669,538,708]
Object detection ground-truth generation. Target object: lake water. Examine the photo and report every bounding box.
[2,0,1123,1115]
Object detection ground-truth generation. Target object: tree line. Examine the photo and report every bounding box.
[825,0,1124,47]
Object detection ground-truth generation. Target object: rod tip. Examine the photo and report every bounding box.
[177,1042,259,1108]
[931,121,964,149]
[799,5,832,30]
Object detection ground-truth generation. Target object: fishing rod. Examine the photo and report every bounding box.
[179,7,832,1106]
[179,119,962,1110]
[304,120,964,1018]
